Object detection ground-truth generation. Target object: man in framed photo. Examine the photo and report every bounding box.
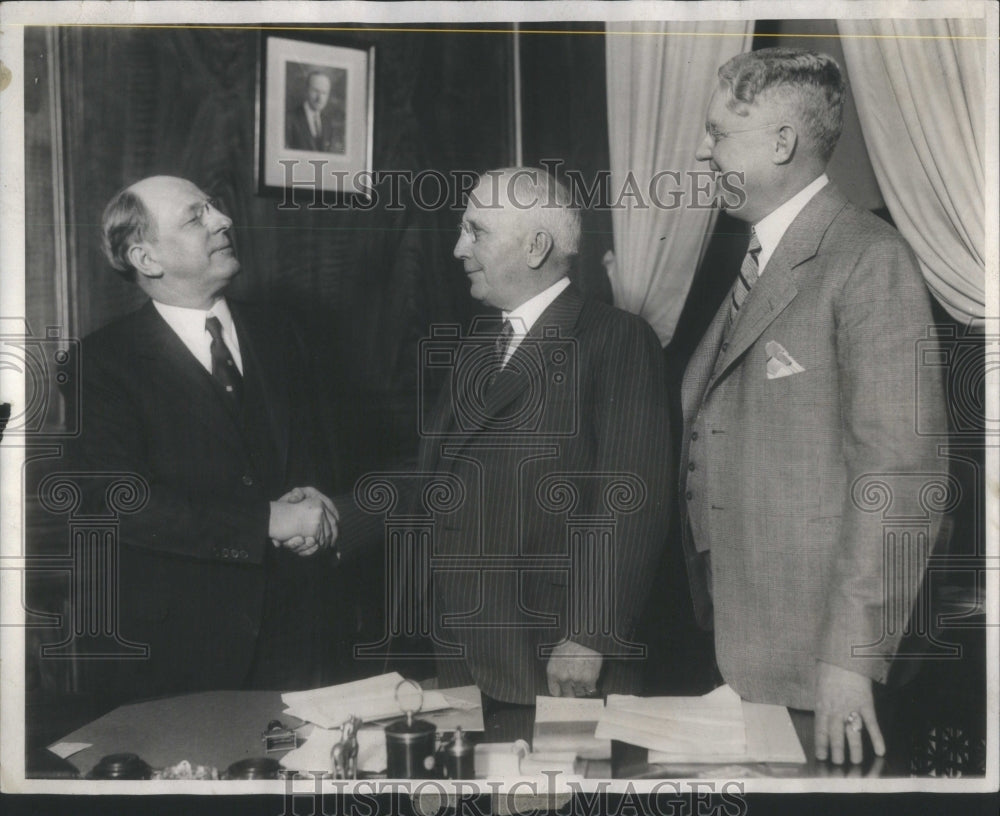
[285,68,344,153]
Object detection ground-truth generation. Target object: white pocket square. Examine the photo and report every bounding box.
[765,340,806,380]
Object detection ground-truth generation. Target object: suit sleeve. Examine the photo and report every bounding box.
[75,342,271,565]
[819,237,947,682]
[572,314,673,656]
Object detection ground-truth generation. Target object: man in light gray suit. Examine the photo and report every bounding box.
[680,48,947,764]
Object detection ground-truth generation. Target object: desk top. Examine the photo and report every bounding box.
[53,690,898,780]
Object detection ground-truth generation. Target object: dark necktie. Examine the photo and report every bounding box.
[495,319,514,365]
[729,230,761,326]
[205,316,242,402]
[486,320,514,392]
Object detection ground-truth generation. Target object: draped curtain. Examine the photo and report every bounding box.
[837,18,986,326]
[605,21,754,345]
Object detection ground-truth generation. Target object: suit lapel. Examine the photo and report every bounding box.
[230,302,291,480]
[681,303,728,426]
[442,284,583,454]
[706,183,849,392]
[135,301,243,433]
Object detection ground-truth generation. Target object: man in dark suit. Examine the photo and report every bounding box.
[76,175,345,700]
[285,70,339,153]
[410,167,672,704]
[680,49,947,764]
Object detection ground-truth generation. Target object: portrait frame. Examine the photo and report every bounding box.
[256,33,375,200]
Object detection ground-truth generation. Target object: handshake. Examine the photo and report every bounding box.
[268,486,340,558]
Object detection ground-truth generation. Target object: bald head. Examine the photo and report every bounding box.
[102,175,239,308]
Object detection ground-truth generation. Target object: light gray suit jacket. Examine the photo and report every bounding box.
[679,183,947,709]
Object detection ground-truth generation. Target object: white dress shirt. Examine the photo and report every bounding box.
[753,173,829,275]
[304,103,321,139]
[153,298,244,375]
[501,276,571,366]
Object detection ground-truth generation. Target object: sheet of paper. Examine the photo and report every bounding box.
[596,684,747,758]
[47,742,92,760]
[740,699,807,764]
[534,695,605,723]
[281,672,467,730]
[532,694,610,760]
[280,725,387,775]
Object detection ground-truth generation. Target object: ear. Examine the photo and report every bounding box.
[526,229,554,270]
[127,243,164,280]
[773,124,798,165]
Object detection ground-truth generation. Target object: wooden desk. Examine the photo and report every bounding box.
[51,690,899,780]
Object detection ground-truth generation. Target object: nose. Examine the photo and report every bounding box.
[695,134,713,162]
[453,231,470,260]
[207,203,232,232]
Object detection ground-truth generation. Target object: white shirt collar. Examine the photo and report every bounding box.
[152,297,243,374]
[753,173,829,275]
[500,277,571,365]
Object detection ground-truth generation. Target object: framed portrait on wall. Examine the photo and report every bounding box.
[256,33,375,199]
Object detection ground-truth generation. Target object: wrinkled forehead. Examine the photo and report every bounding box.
[132,177,207,228]
[464,176,515,221]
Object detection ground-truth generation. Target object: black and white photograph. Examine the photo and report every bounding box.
[258,33,374,197]
[0,2,996,815]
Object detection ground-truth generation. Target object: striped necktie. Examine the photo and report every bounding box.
[495,319,514,365]
[729,230,761,326]
[205,316,242,402]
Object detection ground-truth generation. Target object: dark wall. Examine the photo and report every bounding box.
[50,24,521,476]
[520,22,614,304]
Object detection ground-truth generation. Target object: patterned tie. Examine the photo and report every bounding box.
[495,319,514,365]
[729,230,761,326]
[205,316,242,402]
[486,320,514,392]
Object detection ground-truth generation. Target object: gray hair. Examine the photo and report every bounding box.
[718,47,845,162]
[482,167,581,260]
[101,186,155,282]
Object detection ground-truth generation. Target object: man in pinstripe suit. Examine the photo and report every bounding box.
[418,167,672,705]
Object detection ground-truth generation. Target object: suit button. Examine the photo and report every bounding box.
[691,431,698,441]
[241,475,254,486]
[686,491,693,501]
[688,462,696,471]
[721,342,729,352]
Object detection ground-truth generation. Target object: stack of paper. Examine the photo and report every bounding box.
[596,685,747,761]
[281,673,479,730]
[595,685,806,765]
[658,697,806,764]
[532,696,610,760]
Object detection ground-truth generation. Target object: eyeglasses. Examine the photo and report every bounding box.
[188,197,225,226]
[705,122,782,144]
[458,220,484,244]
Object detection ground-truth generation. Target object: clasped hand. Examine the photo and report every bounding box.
[268,486,340,557]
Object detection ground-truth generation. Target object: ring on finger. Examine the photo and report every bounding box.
[844,711,863,733]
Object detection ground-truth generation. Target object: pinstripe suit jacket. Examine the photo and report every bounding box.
[679,184,947,709]
[421,284,672,704]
